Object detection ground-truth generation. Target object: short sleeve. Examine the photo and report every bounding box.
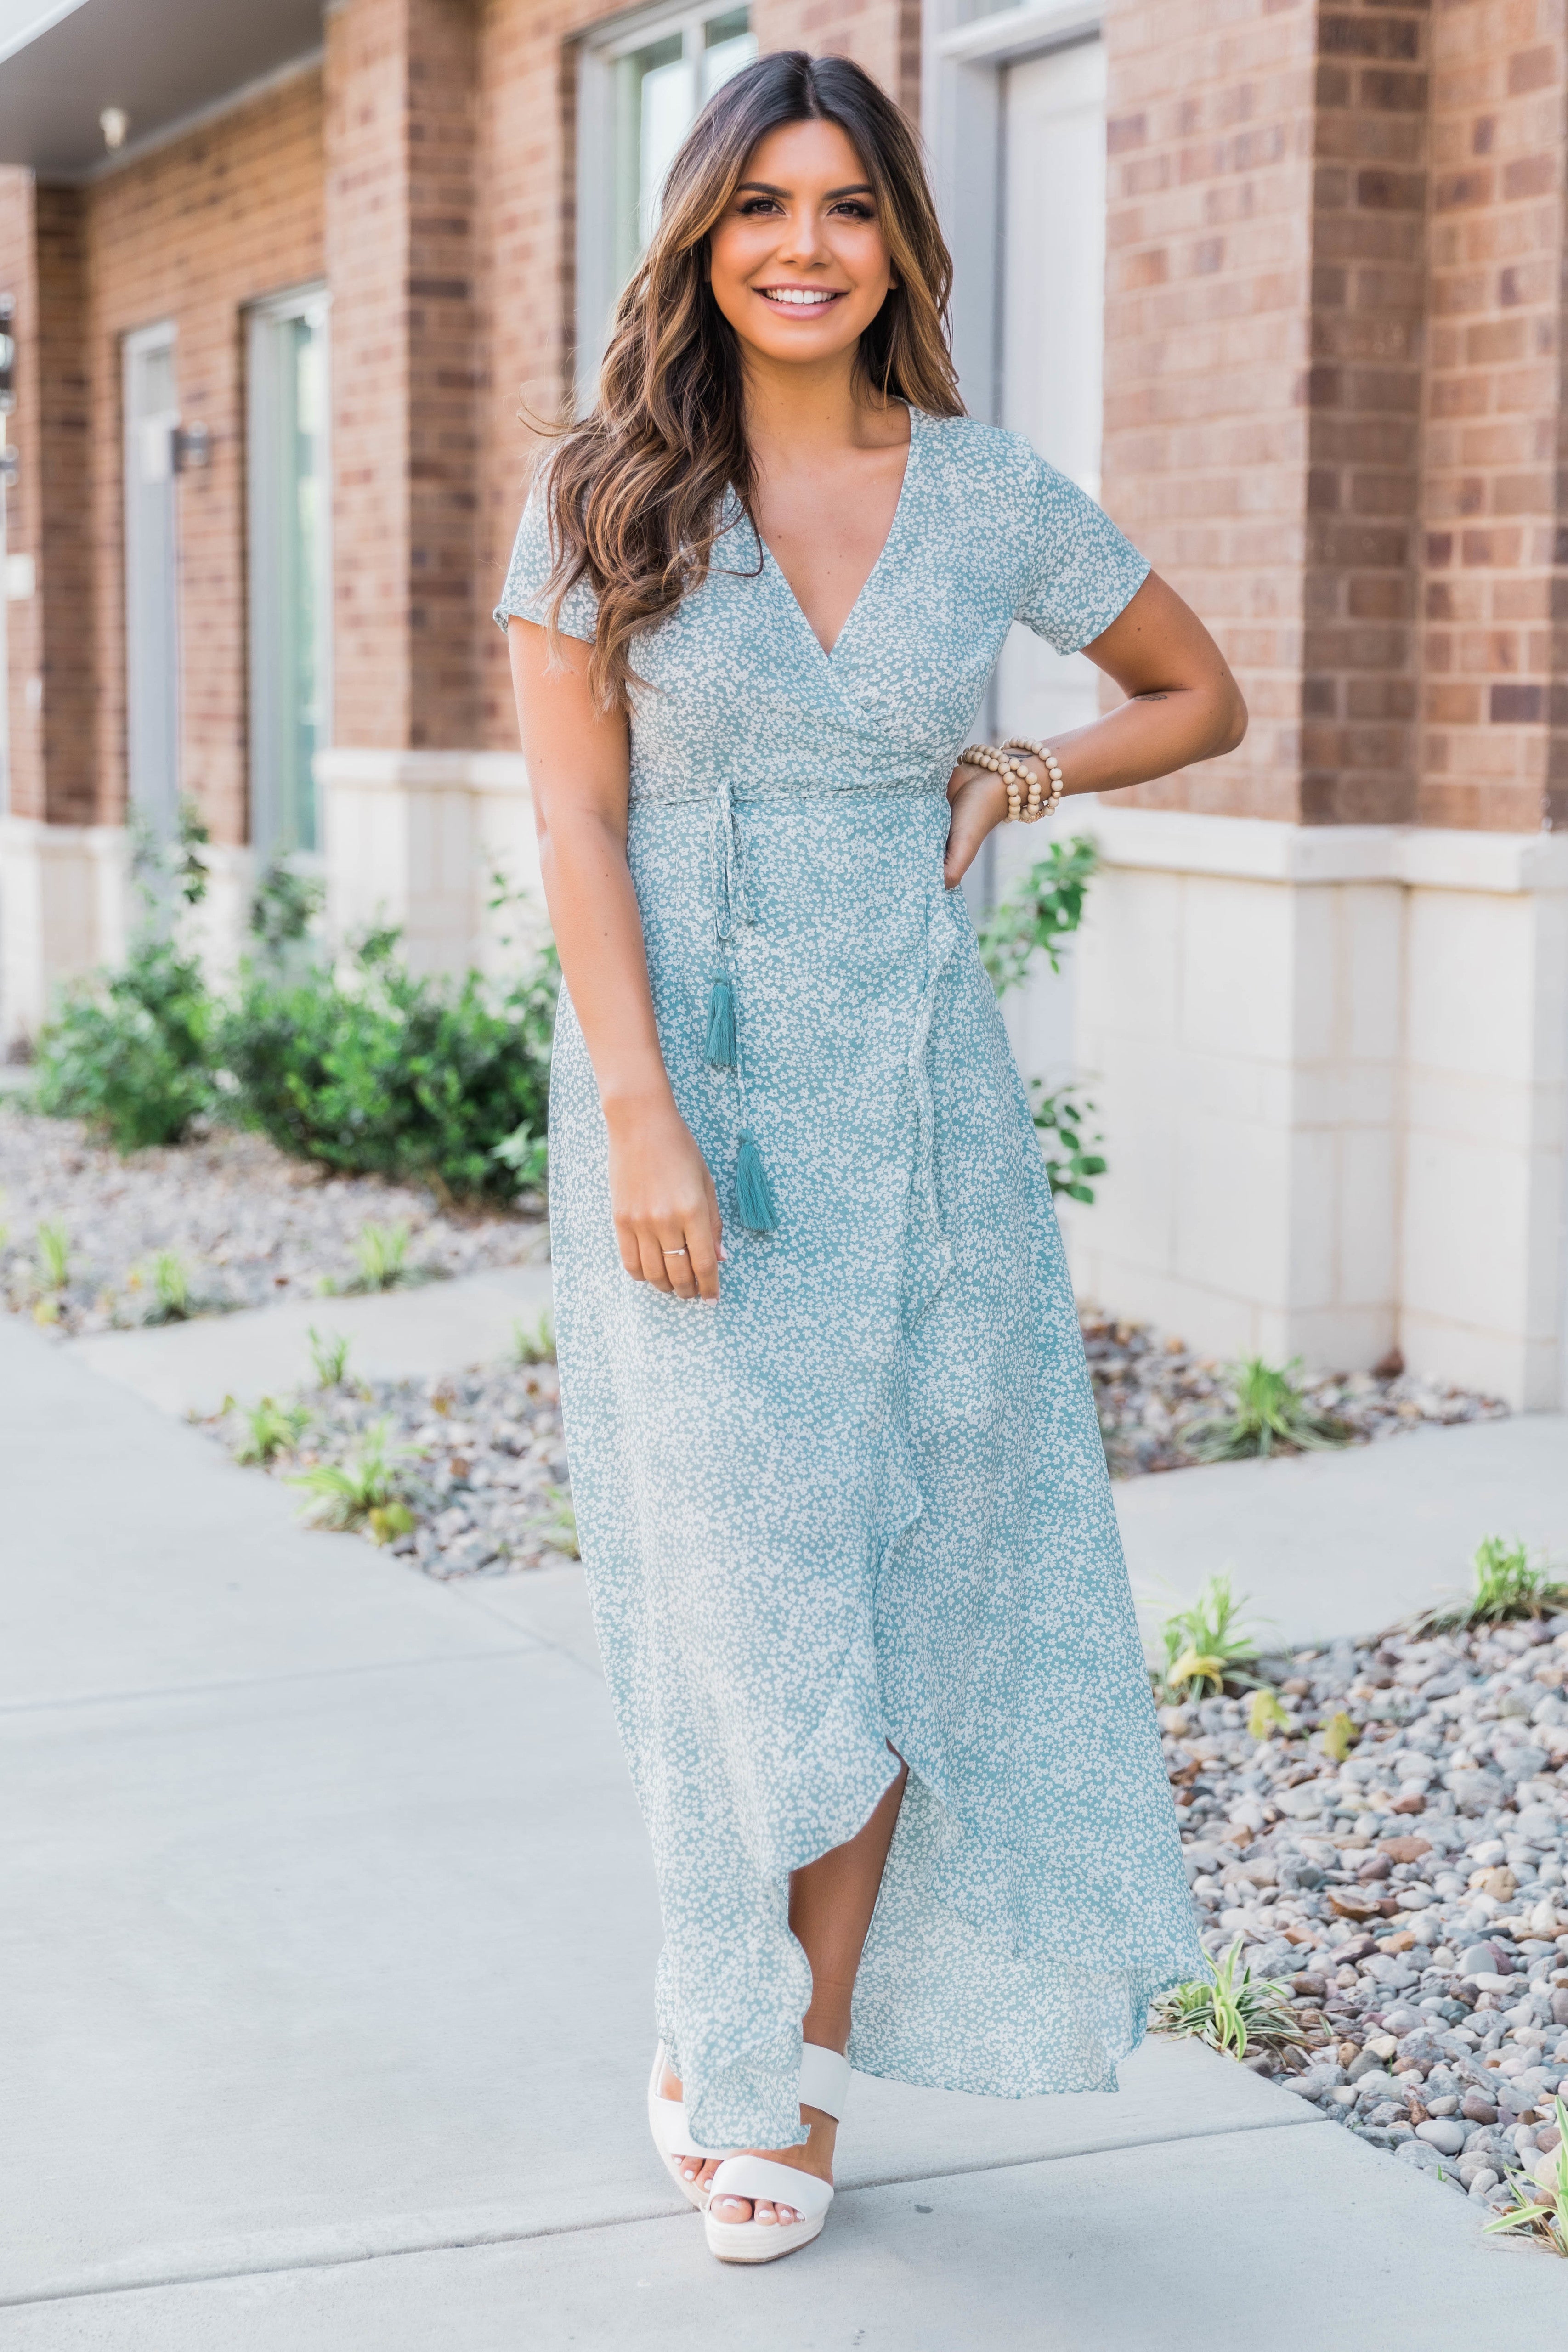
[492,469,599,642]
[1013,450,1149,655]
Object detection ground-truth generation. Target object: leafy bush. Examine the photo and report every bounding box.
[1028,1078,1106,1204]
[249,857,324,961]
[220,935,557,1201]
[30,935,215,1151]
[977,835,1098,995]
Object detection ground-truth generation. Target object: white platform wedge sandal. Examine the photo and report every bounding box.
[702,2042,850,2265]
[646,2043,736,2211]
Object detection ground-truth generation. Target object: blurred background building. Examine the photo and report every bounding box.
[0,0,1562,1408]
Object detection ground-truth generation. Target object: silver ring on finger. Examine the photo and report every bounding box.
[663,1246,688,1257]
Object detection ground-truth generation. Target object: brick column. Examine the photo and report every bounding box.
[1419,4,1568,832]
[1303,0,1428,826]
[324,0,481,755]
[1100,0,1318,821]
[32,184,93,827]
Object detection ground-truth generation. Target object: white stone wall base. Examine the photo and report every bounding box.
[317,749,547,982]
[1057,806,1568,1410]
[0,815,131,1048]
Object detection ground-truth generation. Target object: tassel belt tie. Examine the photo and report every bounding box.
[700,789,962,1255]
[702,784,778,1234]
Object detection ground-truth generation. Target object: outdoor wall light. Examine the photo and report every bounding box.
[99,107,129,152]
[172,422,211,472]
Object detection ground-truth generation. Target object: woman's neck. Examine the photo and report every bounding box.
[739,349,907,476]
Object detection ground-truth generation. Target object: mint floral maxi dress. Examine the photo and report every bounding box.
[497,408,1202,2153]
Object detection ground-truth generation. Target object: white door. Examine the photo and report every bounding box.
[123,326,181,839]
[992,38,1107,1084]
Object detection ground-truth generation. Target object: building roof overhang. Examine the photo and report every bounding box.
[0,0,323,178]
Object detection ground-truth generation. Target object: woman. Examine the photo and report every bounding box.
[500,51,1240,2266]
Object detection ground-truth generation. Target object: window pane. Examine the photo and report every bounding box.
[250,300,329,857]
[639,46,693,245]
[613,34,684,286]
[608,11,753,292]
[702,10,755,99]
[284,314,327,852]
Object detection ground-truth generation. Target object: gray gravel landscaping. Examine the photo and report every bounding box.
[1082,1308,1506,1478]
[204,1352,577,1578]
[0,1107,544,1334]
[1164,1617,1568,2226]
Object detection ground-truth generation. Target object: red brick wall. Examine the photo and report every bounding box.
[1104,0,1563,833]
[83,66,324,840]
[753,0,920,114]
[1303,0,1427,827]
[1100,0,1319,822]
[1419,1,1566,832]
[326,0,486,756]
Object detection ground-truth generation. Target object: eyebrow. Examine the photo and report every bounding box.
[735,180,875,199]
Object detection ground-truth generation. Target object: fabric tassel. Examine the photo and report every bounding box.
[735,1129,779,1234]
[704,972,736,1069]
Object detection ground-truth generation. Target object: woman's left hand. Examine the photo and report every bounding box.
[942,762,1008,887]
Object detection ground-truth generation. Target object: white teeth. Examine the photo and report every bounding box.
[762,288,836,307]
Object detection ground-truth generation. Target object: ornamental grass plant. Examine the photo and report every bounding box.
[1151,1572,1264,1702]
[1413,1536,1568,1634]
[1154,1938,1305,2064]
[1182,1355,1352,1463]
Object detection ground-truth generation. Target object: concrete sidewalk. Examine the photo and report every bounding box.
[68,1256,1568,1649]
[70,1261,555,1421]
[1118,1410,1568,1649]
[2,1317,1562,2346]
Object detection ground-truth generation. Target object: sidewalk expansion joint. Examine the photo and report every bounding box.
[0,1642,547,1719]
[0,2114,1324,2312]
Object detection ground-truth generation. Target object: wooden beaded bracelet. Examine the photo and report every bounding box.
[1004,738,1064,821]
[957,739,1064,823]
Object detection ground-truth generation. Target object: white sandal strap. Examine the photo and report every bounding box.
[709,2154,834,2219]
[798,2041,851,2121]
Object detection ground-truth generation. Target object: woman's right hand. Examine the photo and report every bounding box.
[605,1092,725,1301]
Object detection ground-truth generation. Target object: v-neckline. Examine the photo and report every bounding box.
[753,407,920,663]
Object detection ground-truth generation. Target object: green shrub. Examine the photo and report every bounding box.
[1029,1079,1106,1204]
[977,836,1098,995]
[221,935,557,1201]
[31,935,215,1152]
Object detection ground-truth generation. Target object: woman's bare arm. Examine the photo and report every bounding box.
[508,619,722,1300]
[944,572,1247,885]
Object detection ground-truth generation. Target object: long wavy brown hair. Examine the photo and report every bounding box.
[540,50,963,708]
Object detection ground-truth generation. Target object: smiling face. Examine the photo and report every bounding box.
[706,117,897,376]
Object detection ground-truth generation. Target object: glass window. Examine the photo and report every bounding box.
[582,6,755,396]
[247,291,330,856]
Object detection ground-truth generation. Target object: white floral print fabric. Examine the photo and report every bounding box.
[497,410,1203,2153]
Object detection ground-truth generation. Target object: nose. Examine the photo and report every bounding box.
[772,200,830,271]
